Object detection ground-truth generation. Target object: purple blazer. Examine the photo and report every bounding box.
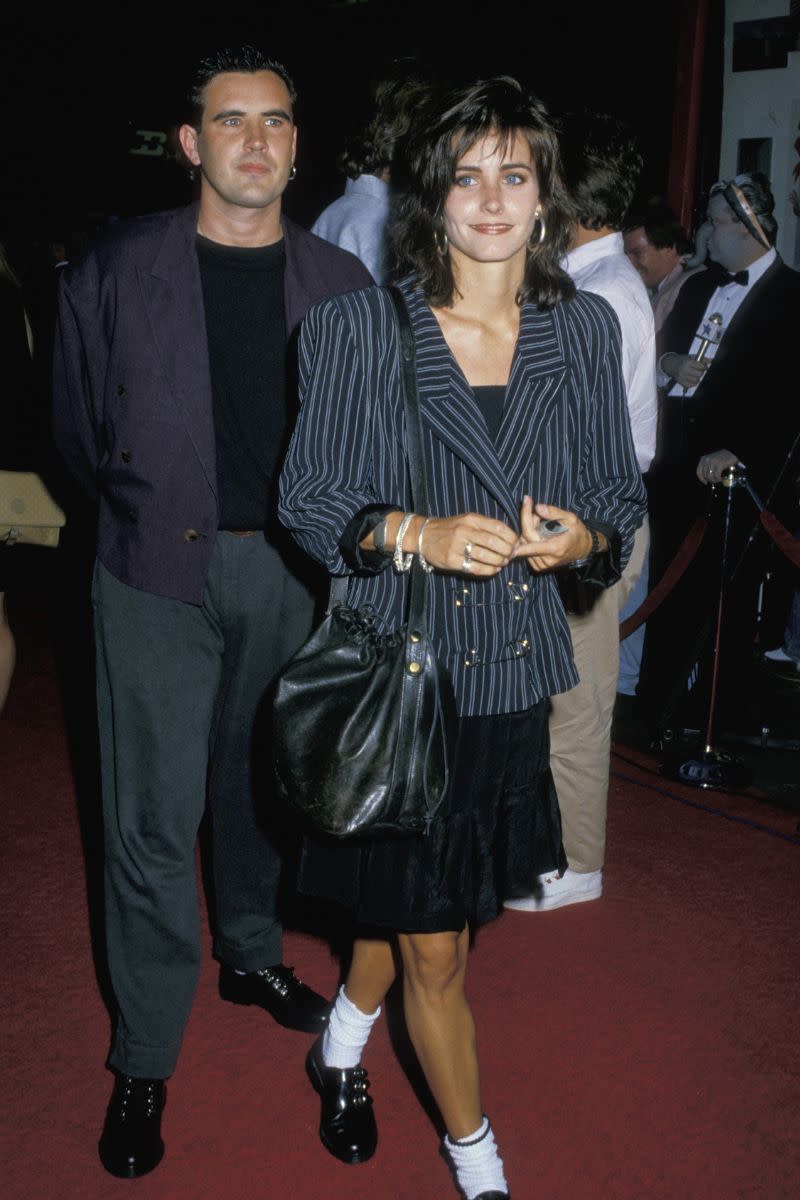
[53,204,373,603]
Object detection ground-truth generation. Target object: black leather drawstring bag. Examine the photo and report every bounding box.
[272,287,456,838]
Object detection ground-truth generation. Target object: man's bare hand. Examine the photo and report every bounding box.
[696,449,739,484]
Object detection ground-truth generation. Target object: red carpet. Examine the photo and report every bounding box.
[2,608,799,1200]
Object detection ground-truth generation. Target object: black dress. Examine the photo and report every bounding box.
[295,386,567,932]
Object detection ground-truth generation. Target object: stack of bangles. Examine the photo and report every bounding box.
[391,512,434,574]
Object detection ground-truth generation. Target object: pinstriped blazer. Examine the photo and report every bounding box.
[279,275,646,717]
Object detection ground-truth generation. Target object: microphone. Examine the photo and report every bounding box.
[694,312,723,361]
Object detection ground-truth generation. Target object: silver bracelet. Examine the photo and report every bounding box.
[393,512,415,573]
[417,517,434,574]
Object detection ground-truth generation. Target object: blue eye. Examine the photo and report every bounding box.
[454,175,476,187]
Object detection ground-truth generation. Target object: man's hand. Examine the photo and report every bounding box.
[696,449,739,485]
[661,352,709,390]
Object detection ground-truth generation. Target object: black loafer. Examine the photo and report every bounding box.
[306,1036,377,1164]
[98,1073,166,1178]
[219,963,330,1033]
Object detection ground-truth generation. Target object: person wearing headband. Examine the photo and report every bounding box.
[640,170,800,734]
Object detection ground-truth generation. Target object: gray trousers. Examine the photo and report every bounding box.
[92,533,315,1078]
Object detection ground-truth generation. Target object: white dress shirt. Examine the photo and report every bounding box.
[565,233,657,472]
[311,174,391,284]
[665,247,776,396]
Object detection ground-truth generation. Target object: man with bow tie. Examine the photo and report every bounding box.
[641,172,800,730]
[656,172,798,492]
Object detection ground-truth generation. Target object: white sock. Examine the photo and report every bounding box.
[321,985,381,1069]
[444,1116,508,1199]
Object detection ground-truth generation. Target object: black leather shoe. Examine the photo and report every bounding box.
[219,963,330,1033]
[98,1073,165,1178]
[306,1036,377,1164]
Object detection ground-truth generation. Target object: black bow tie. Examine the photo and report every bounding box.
[721,269,749,286]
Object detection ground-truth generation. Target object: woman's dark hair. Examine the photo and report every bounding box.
[186,45,297,128]
[394,76,575,309]
[558,112,642,232]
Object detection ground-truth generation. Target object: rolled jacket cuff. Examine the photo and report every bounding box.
[571,520,622,588]
[338,503,397,573]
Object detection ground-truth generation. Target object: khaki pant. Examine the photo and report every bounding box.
[548,519,650,873]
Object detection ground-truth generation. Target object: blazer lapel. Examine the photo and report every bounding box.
[138,204,217,493]
[497,304,567,491]
[400,283,519,521]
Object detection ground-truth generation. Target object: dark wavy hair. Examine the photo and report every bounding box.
[338,77,430,179]
[394,76,575,309]
[558,112,643,232]
[186,45,297,128]
[625,200,692,255]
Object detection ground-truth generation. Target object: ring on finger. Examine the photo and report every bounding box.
[461,540,473,573]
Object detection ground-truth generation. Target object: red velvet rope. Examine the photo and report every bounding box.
[759,511,800,568]
[619,517,709,642]
[618,509,800,642]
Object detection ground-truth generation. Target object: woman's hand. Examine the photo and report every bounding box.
[418,513,520,575]
[513,498,600,573]
[368,512,516,576]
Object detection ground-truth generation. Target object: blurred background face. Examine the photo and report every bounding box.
[442,130,540,268]
[705,192,757,271]
[623,226,679,289]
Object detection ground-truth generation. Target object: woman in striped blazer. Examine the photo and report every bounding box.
[279,77,645,1199]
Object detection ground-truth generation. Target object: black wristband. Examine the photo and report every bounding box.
[570,525,601,569]
[373,517,391,556]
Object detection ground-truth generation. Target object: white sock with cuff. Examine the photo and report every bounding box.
[444,1115,508,1199]
[321,985,381,1069]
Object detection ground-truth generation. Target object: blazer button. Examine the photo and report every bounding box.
[183,528,199,542]
[121,449,131,463]
[117,384,126,396]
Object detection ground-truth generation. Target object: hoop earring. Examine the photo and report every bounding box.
[529,209,546,248]
[289,164,297,181]
[434,227,449,257]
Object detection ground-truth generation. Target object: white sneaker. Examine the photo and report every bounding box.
[504,867,603,912]
[763,646,800,668]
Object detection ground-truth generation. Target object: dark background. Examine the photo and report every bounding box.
[4,0,690,257]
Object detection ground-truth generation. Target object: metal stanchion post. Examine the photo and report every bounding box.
[661,464,751,790]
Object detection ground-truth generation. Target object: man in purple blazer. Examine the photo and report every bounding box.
[53,46,372,1179]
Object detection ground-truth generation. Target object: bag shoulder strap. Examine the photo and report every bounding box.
[328,286,432,625]
[385,285,431,630]
[386,285,429,516]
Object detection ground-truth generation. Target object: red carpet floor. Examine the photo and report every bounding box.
[2,609,799,1200]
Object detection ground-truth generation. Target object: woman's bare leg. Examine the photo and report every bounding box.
[343,934,397,1013]
[397,926,481,1140]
